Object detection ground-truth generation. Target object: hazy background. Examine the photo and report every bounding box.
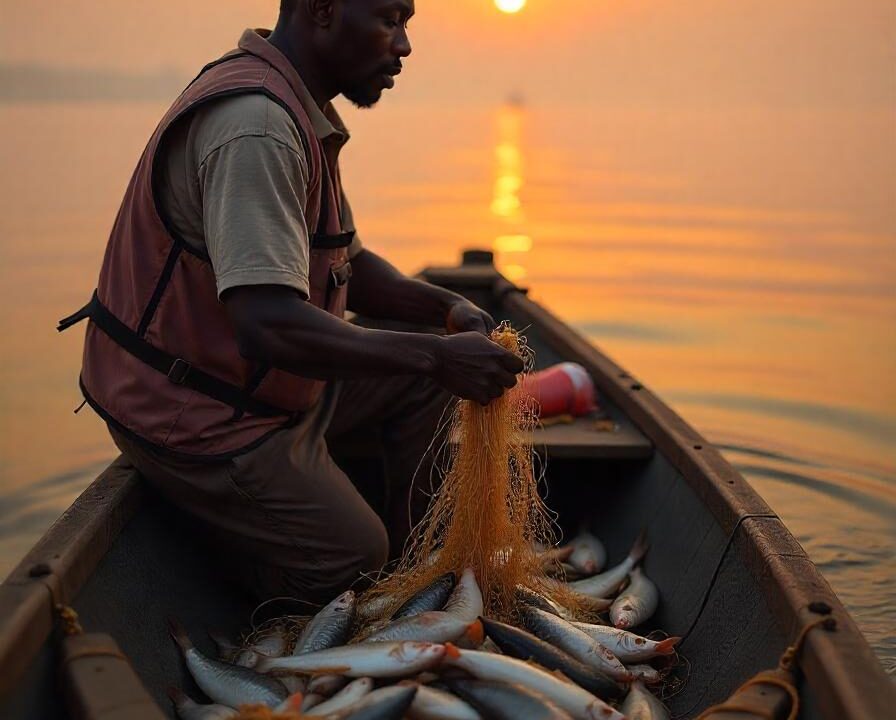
[1,0,894,673]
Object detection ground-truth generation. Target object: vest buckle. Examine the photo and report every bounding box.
[330,262,352,288]
[167,358,192,385]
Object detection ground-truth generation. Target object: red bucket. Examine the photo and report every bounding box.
[522,362,597,418]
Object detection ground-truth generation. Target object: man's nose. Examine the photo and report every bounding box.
[394,27,412,58]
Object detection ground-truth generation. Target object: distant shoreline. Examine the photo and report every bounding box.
[0,64,187,103]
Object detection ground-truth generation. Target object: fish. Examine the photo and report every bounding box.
[308,673,349,695]
[570,531,648,599]
[274,692,305,714]
[610,567,658,629]
[518,584,611,620]
[442,645,626,720]
[515,586,566,617]
[620,680,670,719]
[626,664,665,685]
[209,626,289,669]
[443,678,574,720]
[521,607,632,682]
[392,573,457,620]
[169,619,288,709]
[570,623,680,663]
[478,617,624,700]
[326,685,419,720]
[294,590,357,655]
[398,680,482,720]
[442,569,484,622]
[304,677,374,716]
[365,611,482,645]
[255,641,447,679]
[167,688,237,720]
[539,545,576,569]
[358,593,396,622]
[567,529,607,575]
[302,693,327,711]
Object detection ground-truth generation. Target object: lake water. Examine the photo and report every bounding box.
[0,99,893,674]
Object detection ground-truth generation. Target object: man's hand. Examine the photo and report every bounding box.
[430,332,524,405]
[445,300,496,336]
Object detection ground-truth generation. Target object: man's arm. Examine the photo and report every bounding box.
[224,284,523,405]
[347,249,495,335]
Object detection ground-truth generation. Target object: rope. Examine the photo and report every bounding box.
[56,604,83,636]
[693,615,835,720]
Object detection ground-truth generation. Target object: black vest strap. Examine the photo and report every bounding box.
[58,292,295,419]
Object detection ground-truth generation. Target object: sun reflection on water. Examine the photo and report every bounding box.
[491,105,532,281]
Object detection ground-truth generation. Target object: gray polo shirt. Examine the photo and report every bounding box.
[156,77,363,301]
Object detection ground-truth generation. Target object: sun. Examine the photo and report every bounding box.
[495,0,527,13]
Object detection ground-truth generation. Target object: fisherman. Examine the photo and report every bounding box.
[59,0,523,603]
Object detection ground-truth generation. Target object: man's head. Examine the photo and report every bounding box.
[278,0,414,108]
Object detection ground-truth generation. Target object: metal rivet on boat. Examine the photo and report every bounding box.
[28,563,52,578]
[630,383,642,391]
[694,445,703,450]
[809,601,833,615]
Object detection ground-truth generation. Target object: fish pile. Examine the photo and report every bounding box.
[168,529,680,720]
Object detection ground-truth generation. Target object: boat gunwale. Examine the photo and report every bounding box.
[0,258,892,717]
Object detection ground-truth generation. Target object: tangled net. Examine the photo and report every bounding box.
[361,323,585,623]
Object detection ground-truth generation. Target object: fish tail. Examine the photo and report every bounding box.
[168,618,193,651]
[656,636,682,654]
[629,529,649,566]
[444,642,461,660]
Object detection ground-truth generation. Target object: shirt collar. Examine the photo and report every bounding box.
[238,28,349,146]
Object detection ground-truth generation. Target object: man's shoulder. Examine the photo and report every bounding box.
[189,92,308,164]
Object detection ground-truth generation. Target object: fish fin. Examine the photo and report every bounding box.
[629,529,649,566]
[656,636,681,654]
[167,618,193,651]
[463,619,485,646]
[444,642,461,660]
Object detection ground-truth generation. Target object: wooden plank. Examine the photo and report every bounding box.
[530,416,653,460]
[0,457,143,698]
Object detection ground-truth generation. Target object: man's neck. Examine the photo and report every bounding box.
[267,25,335,109]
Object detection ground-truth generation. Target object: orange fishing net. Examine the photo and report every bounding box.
[362,324,579,622]
[233,706,301,720]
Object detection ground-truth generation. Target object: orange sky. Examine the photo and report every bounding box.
[2,0,894,108]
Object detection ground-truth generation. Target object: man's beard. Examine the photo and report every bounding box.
[343,82,382,109]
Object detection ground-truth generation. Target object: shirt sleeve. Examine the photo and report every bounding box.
[199,133,312,300]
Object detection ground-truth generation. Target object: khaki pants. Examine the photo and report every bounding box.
[109,373,452,604]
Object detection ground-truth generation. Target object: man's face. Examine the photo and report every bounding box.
[327,0,414,108]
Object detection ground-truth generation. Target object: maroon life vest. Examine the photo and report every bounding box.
[58,30,353,459]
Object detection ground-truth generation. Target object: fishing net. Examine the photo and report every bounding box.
[361,323,584,623]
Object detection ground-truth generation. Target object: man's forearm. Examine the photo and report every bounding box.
[347,249,465,326]
[230,285,440,380]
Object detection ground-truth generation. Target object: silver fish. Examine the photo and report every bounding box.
[294,590,357,655]
[169,620,287,708]
[398,681,482,720]
[304,677,375,716]
[570,623,680,663]
[326,685,418,719]
[522,607,632,682]
[567,529,607,575]
[209,625,289,669]
[275,692,305,715]
[444,679,574,720]
[256,641,447,678]
[626,664,665,685]
[443,646,625,720]
[358,593,395,622]
[365,610,480,645]
[610,567,658,629]
[392,573,457,620]
[621,680,670,720]
[442,568,484,622]
[570,531,648,599]
[167,688,236,720]
[308,673,349,695]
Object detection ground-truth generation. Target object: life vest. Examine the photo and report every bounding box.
[58,30,354,460]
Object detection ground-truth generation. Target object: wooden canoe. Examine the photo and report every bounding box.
[0,251,892,719]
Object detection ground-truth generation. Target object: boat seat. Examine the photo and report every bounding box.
[528,412,653,460]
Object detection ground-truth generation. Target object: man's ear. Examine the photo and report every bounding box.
[306,0,336,27]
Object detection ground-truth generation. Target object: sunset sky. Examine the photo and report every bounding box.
[2,0,894,108]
